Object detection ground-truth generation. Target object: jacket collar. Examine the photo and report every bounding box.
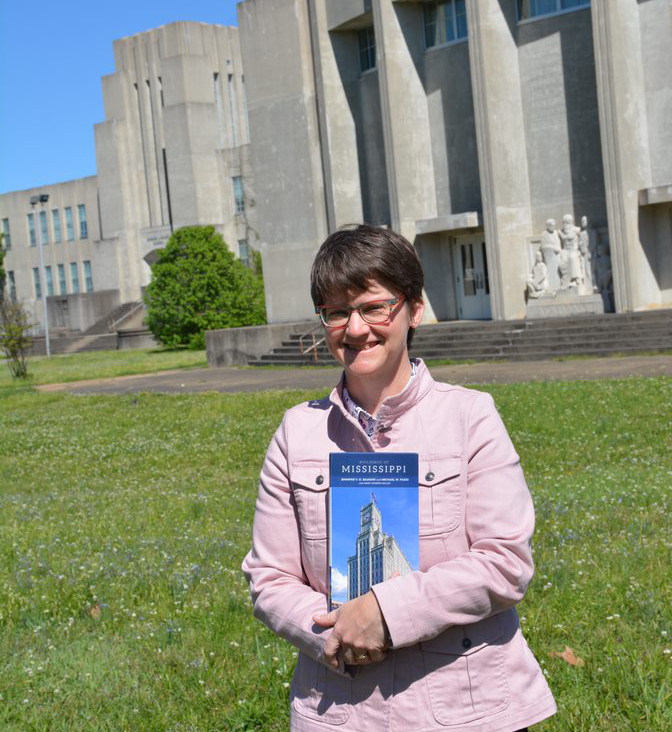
[329,358,434,423]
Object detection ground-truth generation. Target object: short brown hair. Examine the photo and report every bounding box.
[310,224,424,346]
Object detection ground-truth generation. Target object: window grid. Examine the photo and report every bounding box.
[517,0,589,21]
[83,260,93,293]
[233,176,245,214]
[78,204,88,239]
[45,266,54,297]
[33,267,42,299]
[28,213,36,246]
[238,239,249,268]
[70,262,80,293]
[58,264,67,294]
[424,0,467,49]
[52,209,62,243]
[65,207,74,241]
[40,210,49,245]
[1,218,10,250]
[358,27,376,72]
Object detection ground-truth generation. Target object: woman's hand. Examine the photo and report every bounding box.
[313,591,390,668]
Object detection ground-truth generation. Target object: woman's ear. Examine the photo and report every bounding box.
[409,298,425,328]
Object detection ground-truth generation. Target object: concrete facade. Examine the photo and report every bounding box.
[238,0,672,323]
[1,22,257,335]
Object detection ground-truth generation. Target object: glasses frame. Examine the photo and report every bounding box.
[315,296,405,329]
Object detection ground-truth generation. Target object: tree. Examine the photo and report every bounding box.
[0,300,33,379]
[144,226,266,349]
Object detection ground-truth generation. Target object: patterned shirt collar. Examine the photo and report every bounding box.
[342,360,417,438]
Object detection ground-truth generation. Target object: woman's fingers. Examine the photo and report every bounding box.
[313,608,339,627]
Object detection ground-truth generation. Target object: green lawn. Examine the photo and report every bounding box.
[1,379,671,731]
[0,348,207,389]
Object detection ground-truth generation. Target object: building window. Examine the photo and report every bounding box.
[232,176,245,214]
[8,271,16,301]
[40,210,49,245]
[65,207,74,241]
[358,27,376,72]
[45,265,54,296]
[52,209,62,243]
[33,267,42,299]
[83,260,93,293]
[58,263,67,294]
[78,204,88,239]
[517,0,589,21]
[238,239,249,268]
[70,262,80,293]
[28,213,36,246]
[424,0,467,48]
[1,218,10,250]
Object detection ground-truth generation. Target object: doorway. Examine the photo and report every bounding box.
[453,236,491,319]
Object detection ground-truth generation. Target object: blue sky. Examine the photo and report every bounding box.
[0,1,240,194]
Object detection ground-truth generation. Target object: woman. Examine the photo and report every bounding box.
[242,225,556,731]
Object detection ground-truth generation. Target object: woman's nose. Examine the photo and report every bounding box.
[346,309,370,336]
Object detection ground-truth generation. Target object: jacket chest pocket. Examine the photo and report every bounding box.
[419,457,463,536]
[420,614,510,725]
[290,462,329,593]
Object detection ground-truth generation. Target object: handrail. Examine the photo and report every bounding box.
[109,300,144,331]
[298,320,325,363]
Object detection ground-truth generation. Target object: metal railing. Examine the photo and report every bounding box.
[298,321,326,363]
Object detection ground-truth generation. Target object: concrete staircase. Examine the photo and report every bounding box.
[30,300,148,355]
[248,310,672,366]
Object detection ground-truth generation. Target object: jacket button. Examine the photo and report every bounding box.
[462,637,472,649]
[425,471,435,482]
[315,475,324,486]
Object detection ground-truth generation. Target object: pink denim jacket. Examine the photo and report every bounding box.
[242,361,556,731]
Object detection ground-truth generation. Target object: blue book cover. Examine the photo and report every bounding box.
[328,452,419,611]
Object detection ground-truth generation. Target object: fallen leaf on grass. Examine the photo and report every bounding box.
[88,603,102,620]
[549,646,585,667]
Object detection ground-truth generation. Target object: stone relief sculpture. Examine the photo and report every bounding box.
[529,214,612,304]
[558,214,582,288]
[539,219,562,291]
[578,216,594,292]
[595,242,614,311]
[526,251,552,299]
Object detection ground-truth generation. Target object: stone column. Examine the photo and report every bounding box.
[466,0,533,320]
[591,0,658,311]
[371,0,436,243]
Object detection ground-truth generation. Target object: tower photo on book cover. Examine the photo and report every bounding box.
[329,452,419,609]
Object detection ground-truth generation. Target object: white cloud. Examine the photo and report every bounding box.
[331,567,348,595]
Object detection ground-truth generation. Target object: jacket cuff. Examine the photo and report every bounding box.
[371,578,417,649]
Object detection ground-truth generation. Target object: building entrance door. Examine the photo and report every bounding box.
[453,236,491,320]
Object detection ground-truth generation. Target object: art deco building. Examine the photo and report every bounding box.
[0,22,257,335]
[347,498,412,601]
[238,0,671,324]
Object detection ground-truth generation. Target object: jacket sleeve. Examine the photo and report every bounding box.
[241,414,347,674]
[371,391,535,648]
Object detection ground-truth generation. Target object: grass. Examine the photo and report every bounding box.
[1,378,671,730]
[0,348,207,388]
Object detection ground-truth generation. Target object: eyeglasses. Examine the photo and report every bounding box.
[316,296,404,329]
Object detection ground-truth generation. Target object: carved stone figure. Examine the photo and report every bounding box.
[539,219,561,291]
[558,214,582,288]
[595,242,614,311]
[527,251,550,299]
[578,216,594,292]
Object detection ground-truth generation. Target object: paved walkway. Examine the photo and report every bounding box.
[36,354,672,395]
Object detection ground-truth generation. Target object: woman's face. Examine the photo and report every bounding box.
[322,280,424,384]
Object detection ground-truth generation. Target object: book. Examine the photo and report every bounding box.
[328,452,419,611]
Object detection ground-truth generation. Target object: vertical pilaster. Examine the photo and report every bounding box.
[372,0,436,243]
[591,0,657,311]
[307,0,363,229]
[466,0,533,320]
